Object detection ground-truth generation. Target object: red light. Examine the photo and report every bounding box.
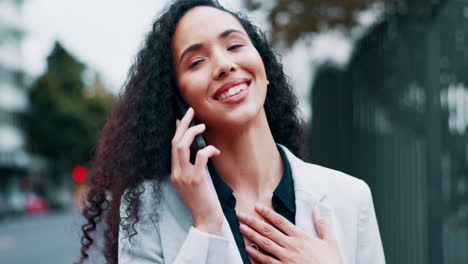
[72,166,87,183]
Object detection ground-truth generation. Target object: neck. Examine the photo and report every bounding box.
[204,109,283,201]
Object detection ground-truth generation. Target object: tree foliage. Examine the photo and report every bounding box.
[243,0,378,46]
[23,41,114,183]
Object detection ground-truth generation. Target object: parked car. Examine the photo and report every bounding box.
[25,193,48,214]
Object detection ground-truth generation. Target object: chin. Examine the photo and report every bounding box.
[218,103,265,129]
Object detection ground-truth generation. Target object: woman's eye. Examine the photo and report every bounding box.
[188,60,203,69]
[228,44,244,51]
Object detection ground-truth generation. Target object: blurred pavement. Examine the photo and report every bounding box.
[0,210,85,264]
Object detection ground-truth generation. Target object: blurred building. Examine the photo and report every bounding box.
[309,0,467,263]
[0,0,29,187]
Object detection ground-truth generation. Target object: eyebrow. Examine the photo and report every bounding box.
[178,29,244,64]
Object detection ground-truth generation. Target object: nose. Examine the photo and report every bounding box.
[212,50,237,80]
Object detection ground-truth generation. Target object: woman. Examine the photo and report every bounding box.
[76,0,385,263]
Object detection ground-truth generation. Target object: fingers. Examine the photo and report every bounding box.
[172,119,183,166]
[171,108,194,168]
[245,246,282,264]
[313,206,330,240]
[239,223,285,259]
[176,123,206,166]
[237,212,289,247]
[194,145,220,170]
[172,107,195,144]
[255,205,300,237]
[172,107,214,168]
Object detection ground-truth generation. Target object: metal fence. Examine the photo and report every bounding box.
[308,1,468,263]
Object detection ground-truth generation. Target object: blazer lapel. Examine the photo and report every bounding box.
[278,144,331,238]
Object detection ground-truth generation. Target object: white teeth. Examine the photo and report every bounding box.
[216,83,248,100]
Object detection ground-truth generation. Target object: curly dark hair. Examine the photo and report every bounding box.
[75,0,304,263]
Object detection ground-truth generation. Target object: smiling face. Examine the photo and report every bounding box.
[171,6,269,129]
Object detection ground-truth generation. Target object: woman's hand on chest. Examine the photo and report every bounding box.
[237,205,343,264]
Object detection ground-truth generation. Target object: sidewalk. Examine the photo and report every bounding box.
[0,209,103,264]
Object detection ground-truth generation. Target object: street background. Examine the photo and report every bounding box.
[1,0,467,263]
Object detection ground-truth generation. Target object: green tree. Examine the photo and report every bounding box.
[23,41,114,185]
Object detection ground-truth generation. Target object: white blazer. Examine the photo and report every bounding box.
[118,144,385,263]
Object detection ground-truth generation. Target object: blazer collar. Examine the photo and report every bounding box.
[277,144,329,203]
[277,144,333,238]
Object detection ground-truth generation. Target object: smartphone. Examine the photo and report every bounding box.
[175,95,207,163]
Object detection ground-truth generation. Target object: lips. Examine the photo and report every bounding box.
[212,78,251,100]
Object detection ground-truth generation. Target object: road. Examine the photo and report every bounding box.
[0,210,105,264]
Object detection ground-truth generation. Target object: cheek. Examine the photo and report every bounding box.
[241,51,267,79]
[178,72,211,104]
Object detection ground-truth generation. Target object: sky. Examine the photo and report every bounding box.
[22,0,242,93]
[0,0,382,158]
[22,0,167,91]
[20,0,380,121]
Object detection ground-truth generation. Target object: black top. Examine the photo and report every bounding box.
[208,144,296,264]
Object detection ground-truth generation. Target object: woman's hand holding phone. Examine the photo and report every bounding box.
[170,107,225,235]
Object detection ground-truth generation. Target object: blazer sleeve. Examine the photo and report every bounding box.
[172,226,234,263]
[355,181,386,264]
[118,186,239,264]
[118,213,233,264]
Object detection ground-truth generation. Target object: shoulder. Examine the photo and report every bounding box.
[121,177,191,223]
[306,163,369,194]
[278,144,372,208]
[303,163,372,204]
[119,179,162,219]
